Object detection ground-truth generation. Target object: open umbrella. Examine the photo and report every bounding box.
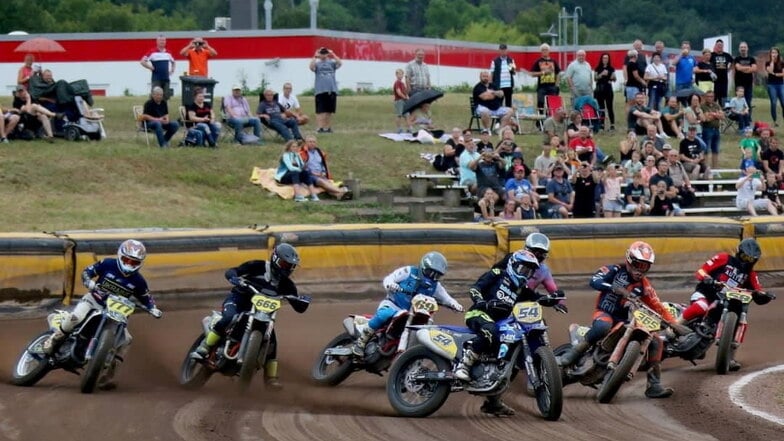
[14,37,66,54]
[673,86,705,98]
[403,88,444,115]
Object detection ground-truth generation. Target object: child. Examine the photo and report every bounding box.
[650,180,678,216]
[601,164,625,218]
[739,126,761,160]
[474,188,499,222]
[623,150,644,183]
[393,68,409,133]
[764,172,783,214]
[727,86,751,132]
[739,147,763,177]
[623,172,650,216]
[519,193,538,219]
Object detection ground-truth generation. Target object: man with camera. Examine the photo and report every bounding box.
[309,47,342,133]
[180,38,218,77]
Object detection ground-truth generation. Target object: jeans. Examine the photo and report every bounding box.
[228,116,262,143]
[147,120,180,147]
[195,122,220,146]
[266,117,302,141]
[767,83,784,123]
[702,126,720,155]
[647,82,667,111]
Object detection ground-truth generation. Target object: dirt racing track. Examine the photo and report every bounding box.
[0,292,782,441]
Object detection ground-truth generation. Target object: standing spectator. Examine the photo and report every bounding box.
[601,164,625,218]
[405,49,431,95]
[490,43,516,108]
[727,86,752,132]
[644,53,669,111]
[765,47,784,127]
[186,89,219,147]
[530,44,561,115]
[672,41,697,93]
[392,69,409,133]
[278,82,310,126]
[300,135,352,200]
[566,50,593,101]
[309,47,342,133]
[141,86,179,148]
[571,161,599,218]
[694,48,715,92]
[594,53,617,131]
[624,40,648,93]
[710,39,733,106]
[700,91,725,169]
[761,137,783,184]
[140,36,175,99]
[224,85,262,144]
[16,54,34,90]
[257,89,302,141]
[179,37,217,77]
[624,50,647,116]
[545,163,574,218]
[472,71,513,132]
[734,42,757,117]
[735,166,777,216]
[624,172,650,216]
[653,40,665,58]
[275,140,318,202]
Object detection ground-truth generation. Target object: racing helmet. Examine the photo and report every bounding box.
[271,243,300,278]
[420,251,448,281]
[506,250,540,286]
[625,241,655,280]
[736,238,761,267]
[117,239,146,275]
[524,232,551,262]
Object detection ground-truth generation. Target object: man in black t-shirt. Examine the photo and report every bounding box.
[530,43,561,111]
[710,39,733,105]
[472,71,513,132]
[761,138,784,183]
[734,42,757,117]
[679,126,707,178]
[141,86,180,148]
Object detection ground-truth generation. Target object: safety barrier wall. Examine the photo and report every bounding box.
[744,218,784,287]
[0,217,776,304]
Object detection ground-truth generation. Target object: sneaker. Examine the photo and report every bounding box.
[265,377,282,389]
[729,360,742,371]
[656,133,670,140]
[317,128,327,133]
[325,128,333,133]
[294,196,307,202]
[644,384,674,398]
[310,194,320,201]
[0,137,7,144]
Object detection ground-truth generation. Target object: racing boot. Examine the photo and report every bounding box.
[42,327,66,355]
[644,363,673,398]
[729,360,742,372]
[264,359,282,389]
[453,347,479,381]
[351,326,373,358]
[191,330,221,360]
[480,395,515,417]
[558,340,589,367]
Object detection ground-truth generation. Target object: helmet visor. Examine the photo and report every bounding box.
[423,268,443,281]
[274,256,297,274]
[529,248,548,261]
[629,259,651,273]
[120,255,142,269]
[739,252,758,264]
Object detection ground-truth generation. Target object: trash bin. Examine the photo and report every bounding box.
[180,76,219,107]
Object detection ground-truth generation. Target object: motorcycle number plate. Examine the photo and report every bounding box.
[48,312,66,330]
[411,294,438,314]
[725,290,753,304]
[513,302,542,324]
[106,296,136,317]
[665,303,680,320]
[428,330,457,356]
[633,309,661,332]
[252,294,281,313]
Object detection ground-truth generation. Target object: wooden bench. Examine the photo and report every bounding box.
[407,173,458,197]
[433,184,468,207]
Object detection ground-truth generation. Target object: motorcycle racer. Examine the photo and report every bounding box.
[678,238,775,371]
[42,239,162,389]
[558,241,690,399]
[351,251,464,357]
[454,250,561,416]
[191,243,303,388]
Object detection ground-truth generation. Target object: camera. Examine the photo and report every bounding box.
[319,47,329,55]
[194,41,204,46]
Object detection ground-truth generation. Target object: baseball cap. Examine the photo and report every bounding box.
[231,84,242,90]
[552,162,565,170]
[481,128,491,135]
[512,151,523,160]
[513,165,525,172]
[662,143,673,150]
[499,43,508,50]
[688,125,697,131]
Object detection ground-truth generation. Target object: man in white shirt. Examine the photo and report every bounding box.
[278,82,310,126]
[565,50,593,100]
[735,166,777,216]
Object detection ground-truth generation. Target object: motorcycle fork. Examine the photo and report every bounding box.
[626,338,651,379]
[395,313,415,354]
[608,327,633,368]
[521,336,539,386]
[734,312,748,344]
[715,307,729,340]
[84,315,108,362]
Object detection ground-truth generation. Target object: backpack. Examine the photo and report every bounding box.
[240,132,261,145]
[183,128,204,146]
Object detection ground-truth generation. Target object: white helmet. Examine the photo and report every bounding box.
[117,239,146,275]
[524,232,550,262]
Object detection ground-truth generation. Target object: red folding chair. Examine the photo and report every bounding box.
[580,103,604,133]
[544,95,565,117]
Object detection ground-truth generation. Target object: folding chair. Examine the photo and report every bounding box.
[544,95,565,117]
[132,105,150,146]
[512,93,546,134]
[218,97,236,142]
[468,96,500,132]
[579,103,604,133]
[720,98,736,134]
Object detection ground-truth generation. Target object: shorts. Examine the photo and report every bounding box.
[315,92,337,114]
[602,198,625,213]
[475,104,510,118]
[625,86,640,101]
[393,100,406,117]
[736,198,770,211]
[625,202,649,213]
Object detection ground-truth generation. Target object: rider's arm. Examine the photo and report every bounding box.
[132,278,156,310]
[432,282,462,310]
[695,253,729,281]
[468,269,499,304]
[639,279,675,323]
[382,266,412,293]
[745,270,764,292]
[536,266,559,294]
[81,260,102,290]
[589,264,618,291]
[225,260,267,283]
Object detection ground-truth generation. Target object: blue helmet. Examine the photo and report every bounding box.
[506,250,539,286]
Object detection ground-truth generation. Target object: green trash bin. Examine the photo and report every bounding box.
[181,76,219,107]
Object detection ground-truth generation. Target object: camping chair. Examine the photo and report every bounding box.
[544,95,565,117]
[575,97,604,133]
[468,96,500,132]
[511,93,546,134]
[132,105,150,146]
[218,97,236,142]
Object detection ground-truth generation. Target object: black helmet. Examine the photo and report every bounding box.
[271,243,300,278]
[420,251,447,281]
[736,238,761,267]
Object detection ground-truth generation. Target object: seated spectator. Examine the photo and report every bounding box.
[641,140,663,162]
[565,111,583,143]
[518,193,538,219]
[278,82,310,126]
[739,126,761,160]
[570,161,599,218]
[495,198,522,221]
[761,137,783,185]
[623,150,644,183]
[546,163,574,218]
[764,172,783,214]
[34,69,59,113]
[430,127,464,174]
[142,86,180,148]
[11,85,56,141]
[257,88,302,141]
[186,90,220,147]
[758,127,773,155]
[661,96,685,139]
[601,163,625,218]
[458,137,481,194]
[727,86,751,132]
[534,141,556,186]
[472,70,513,132]
[649,157,685,215]
[640,124,666,152]
[1,105,20,143]
[475,145,506,199]
[665,149,696,208]
[224,85,263,144]
[735,166,777,216]
[505,151,532,181]
[542,107,567,145]
[505,165,538,210]
[649,180,680,216]
[496,127,517,163]
[564,149,581,175]
[629,92,666,136]
[624,172,650,216]
[569,125,597,165]
[275,140,318,202]
[474,187,499,222]
[408,102,444,138]
[619,130,638,162]
[679,126,710,179]
[476,128,494,151]
[300,135,352,200]
[740,147,763,176]
[640,155,658,186]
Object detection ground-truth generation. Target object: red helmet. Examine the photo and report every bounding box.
[625,241,655,280]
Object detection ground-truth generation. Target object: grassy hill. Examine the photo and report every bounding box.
[0,93,750,233]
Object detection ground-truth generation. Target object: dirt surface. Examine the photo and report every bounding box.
[0,291,782,441]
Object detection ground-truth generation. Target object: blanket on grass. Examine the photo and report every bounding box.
[250,167,330,199]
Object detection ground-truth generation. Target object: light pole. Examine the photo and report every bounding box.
[539,24,558,47]
[309,0,319,30]
[264,0,272,31]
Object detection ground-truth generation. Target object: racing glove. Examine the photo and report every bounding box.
[752,290,775,305]
[229,276,246,287]
[86,279,97,291]
[553,301,568,314]
[468,288,486,310]
[149,307,163,319]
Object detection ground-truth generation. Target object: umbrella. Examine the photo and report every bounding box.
[673,86,705,98]
[14,37,66,54]
[403,88,444,115]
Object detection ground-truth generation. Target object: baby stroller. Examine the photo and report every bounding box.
[61,96,105,141]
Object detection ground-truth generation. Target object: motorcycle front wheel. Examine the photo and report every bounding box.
[311,332,355,386]
[532,346,563,421]
[180,334,214,389]
[11,332,52,387]
[715,311,738,375]
[597,340,640,404]
[238,329,267,390]
[386,346,451,418]
[80,325,118,394]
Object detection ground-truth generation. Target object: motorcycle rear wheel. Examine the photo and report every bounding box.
[386,346,451,418]
[80,325,117,394]
[715,311,738,375]
[597,340,640,404]
[180,334,214,389]
[11,332,52,387]
[533,346,563,421]
[311,332,355,386]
